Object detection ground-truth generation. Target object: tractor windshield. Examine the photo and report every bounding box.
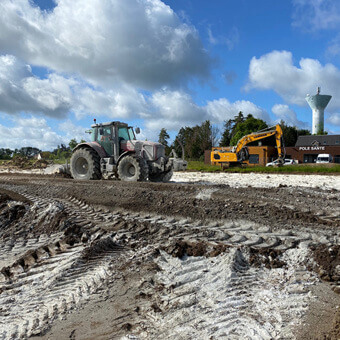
[118,127,136,141]
[128,127,136,140]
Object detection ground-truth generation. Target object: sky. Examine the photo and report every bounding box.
[1,0,340,150]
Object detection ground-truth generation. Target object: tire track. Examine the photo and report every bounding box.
[0,239,125,339]
[148,247,315,340]
[0,178,337,339]
[0,185,129,339]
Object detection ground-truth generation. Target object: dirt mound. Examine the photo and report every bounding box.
[62,221,84,245]
[81,237,123,260]
[6,156,31,169]
[163,240,228,258]
[0,188,31,203]
[0,201,27,230]
[1,157,49,170]
[0,192,10,204]
[312,244,340,283]
[248,247,285,269]
[32,159,49,169]
[325,310,340,340]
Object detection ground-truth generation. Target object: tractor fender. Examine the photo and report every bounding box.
[73,142,107,159]
[117,151,135,164]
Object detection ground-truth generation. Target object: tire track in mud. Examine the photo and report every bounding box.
[0,184,130,339]
[0,178,338,339]
[0,238,125,339]
[147,247,315,340]
[58,196,335,339]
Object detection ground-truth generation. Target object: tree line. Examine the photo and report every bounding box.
[0,138,85,160]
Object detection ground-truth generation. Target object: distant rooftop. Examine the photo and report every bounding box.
[295,135,340,147]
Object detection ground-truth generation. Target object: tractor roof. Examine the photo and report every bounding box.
[91,121,129,128]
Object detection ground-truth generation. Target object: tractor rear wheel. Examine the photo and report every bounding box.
[117,155,148,182]
[70,148,101,180]
[149,169,173,183]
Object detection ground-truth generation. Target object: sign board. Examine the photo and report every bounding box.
[298,146,325,151]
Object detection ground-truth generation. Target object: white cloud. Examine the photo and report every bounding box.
[144,90,270,132]
[73,84,149,120]
[207,26,239,50]
[0,116,66,150]
[0,0,212,89]
[207,28,218,45]
[0,54,152,120]
[0,0,216,149]
[326,112,340,126]
[271,104,309,128]
[0,55,72,117]
[245,50,340,111]
[327,33,340,56]
[146,90,207,131]
[58,120,90,143]
[206,98,270,123]
[0,115,92,150]
[292,0,340,31]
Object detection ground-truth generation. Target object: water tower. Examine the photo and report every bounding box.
[305,87,332,135]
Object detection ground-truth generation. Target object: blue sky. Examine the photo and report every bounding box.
[1,0,340,150]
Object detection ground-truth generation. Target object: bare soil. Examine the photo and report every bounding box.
[0,172,339,339]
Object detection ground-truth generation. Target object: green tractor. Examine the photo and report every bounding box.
[70,120,186,182]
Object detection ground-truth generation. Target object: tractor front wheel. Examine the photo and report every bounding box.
[70,148,101,180]
[117,155,148,182]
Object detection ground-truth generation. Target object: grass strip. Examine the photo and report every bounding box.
[187,161,340,174]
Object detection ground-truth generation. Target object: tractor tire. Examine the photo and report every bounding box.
[149,169,173,183]
[70,148,101,180]
[117,155,149,182]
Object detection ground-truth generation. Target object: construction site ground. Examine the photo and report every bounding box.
[0,168,339,339]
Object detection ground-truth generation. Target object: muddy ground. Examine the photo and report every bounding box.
[0,173,339,339]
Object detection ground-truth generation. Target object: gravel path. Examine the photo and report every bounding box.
[172,171,340,190]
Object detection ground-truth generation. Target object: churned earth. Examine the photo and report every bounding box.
[0,170,339,339]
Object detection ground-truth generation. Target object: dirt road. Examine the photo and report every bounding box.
[0,172,339,339]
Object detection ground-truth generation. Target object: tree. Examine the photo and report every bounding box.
[69,138,78,150]
[211,125,220,147]
[51,143,71,160]
[230,114,267,145]
[17,147,41,158]
[173,120,214,160]
[279,121,297,147]
[219,111,246,146]
[279,120,311,147]
[219,119,233,146]
[158,128,170,146]
[297,128,311,137]
[0,148,13,160]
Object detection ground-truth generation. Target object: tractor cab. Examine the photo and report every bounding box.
[89,121,138,158]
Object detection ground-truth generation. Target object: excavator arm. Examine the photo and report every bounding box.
[274,124,285,161]
[235,128,277,153]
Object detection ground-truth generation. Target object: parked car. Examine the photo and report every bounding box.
[316,154,332,163]
[266,159,297,167]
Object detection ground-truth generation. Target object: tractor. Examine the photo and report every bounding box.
[70,120,185,182]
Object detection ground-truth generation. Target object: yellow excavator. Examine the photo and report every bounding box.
[211,124,285,167]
